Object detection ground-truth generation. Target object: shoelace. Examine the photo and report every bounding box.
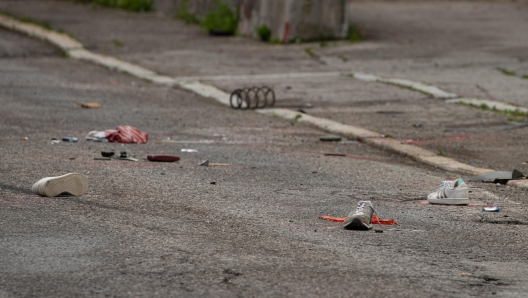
[356,201,380,224]
[431,182,450,194]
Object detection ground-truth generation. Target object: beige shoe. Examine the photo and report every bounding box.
[31,173,88,197]
[343,201,375,230]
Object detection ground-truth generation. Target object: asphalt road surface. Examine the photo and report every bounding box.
[1,2,528,298]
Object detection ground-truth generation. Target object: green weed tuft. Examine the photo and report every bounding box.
[200,0,238,34]
[256,24,271,42]
[480,103,490,110]
[497,67,516,76]
[291,114,302,124]
[347,24,363,42]
[175,0,199,24]
[304,47,316,58]
[112,39,124,46]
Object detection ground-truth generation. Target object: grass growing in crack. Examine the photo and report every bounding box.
[339,55,348,62]
[437,149,445,156]
[522,75,528,79]
[381,81,434,97]
[457,102,528,118]
[111,39,124,47]
[497,67,516,76]
[304,47,316,58]
[480,103,490,110]
[175,0,199,24]
[291,114,302,125]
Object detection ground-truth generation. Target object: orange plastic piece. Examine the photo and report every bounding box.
[318,214,398,225]
[318,216,345,222]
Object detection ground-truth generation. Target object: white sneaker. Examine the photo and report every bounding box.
[427,178,469,205]
[31,173,88,197]
[343,201,375,230]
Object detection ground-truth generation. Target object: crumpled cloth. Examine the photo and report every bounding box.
[85,125,148,144]
[105,125,148,144]
[319,214,398,225]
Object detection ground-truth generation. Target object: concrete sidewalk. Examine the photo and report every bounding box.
[1,0,528,173]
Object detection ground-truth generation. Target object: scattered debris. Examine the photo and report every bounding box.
[93,157,111,161]
[199,160,231,166]
[412,123,423,128]
[118,151,138,161]
[374,229,384,233]
[230,86,275,109]
[320,135,342,142]
[75,102,101,109]
[376,111,405,115]
[21,137,28,141]
[101,151,115,158]
[181,149,198,153]
[86,126,148,144]
[324,153,346,157]
[62,137,78,142]
[86,131,108,142]
[468,169,524,184]
[483,206,500,212]
[340,140,359,145]
[106,126,148,144]
[318,213,397,225]
[210,181,216,185]
[147,155,180,162]
[51,138,60,144]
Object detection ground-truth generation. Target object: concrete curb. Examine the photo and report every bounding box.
[351,72,458,99]
[257,108,492,176]
[0,14,83,50]
[446,98,528,114]
[0,11,513,179]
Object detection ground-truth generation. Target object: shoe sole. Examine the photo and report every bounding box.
[343,218,371,230]
[39,173,88,197]
[427,198,469,205]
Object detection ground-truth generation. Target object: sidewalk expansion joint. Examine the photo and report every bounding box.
[3,12,528,186]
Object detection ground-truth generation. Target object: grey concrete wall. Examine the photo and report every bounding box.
[153,0,347,42]
[238,0,347,42]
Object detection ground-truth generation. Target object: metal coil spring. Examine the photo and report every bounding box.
[230,86,276,109]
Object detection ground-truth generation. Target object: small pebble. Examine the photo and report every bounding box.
[374,229,383,233]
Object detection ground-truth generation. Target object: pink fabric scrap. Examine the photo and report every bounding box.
[104,125,148,144]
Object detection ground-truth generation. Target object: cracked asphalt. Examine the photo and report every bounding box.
[1,1,528,297]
